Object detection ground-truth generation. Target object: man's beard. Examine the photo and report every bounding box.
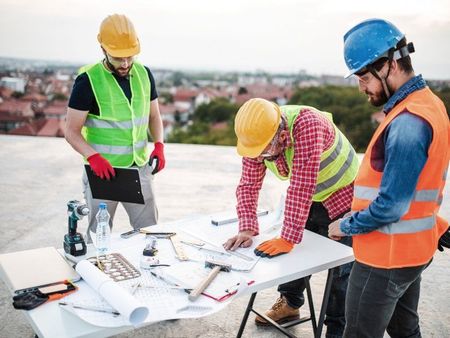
[366,87,389,107]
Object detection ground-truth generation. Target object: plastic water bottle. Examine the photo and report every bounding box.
[95,202,111,256]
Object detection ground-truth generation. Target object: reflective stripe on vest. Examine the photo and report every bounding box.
[354,186,440,203]
[265,105,358,202]
[91,140,148,155]
[377,215,435,234]
[351,87,449,268]
[81,62,150,167]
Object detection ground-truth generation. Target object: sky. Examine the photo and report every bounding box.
[1,0,450,79]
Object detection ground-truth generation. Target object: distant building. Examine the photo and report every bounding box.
[0,77,26,93]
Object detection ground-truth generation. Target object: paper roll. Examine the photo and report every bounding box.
[76,260,149,326]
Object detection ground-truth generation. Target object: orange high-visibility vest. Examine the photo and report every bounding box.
[352,87,449,268]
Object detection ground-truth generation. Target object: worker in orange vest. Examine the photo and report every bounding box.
[328,19,449,338]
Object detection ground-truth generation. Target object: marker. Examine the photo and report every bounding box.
[59,302,120,316]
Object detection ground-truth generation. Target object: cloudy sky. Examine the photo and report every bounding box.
[1,0,449,79]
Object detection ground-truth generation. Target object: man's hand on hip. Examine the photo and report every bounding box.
[87,153,115,180]
[223,230,255,251]
[254,237,294,258]
[149,142,165,174]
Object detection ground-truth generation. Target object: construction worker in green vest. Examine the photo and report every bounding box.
[65,14,164,242]
[224,98,358,337]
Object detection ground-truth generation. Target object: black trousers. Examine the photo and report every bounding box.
[343,260,430,338]
[278,202,353,338]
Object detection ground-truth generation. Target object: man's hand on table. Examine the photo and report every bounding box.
[223,230,255,251]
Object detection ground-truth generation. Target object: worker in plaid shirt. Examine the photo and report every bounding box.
[224,98,359,337]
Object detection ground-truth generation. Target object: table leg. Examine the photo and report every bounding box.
[315,268,335,338]
[236,292,257,338]
[305,276,317,333]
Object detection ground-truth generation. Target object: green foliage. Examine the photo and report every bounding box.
[289,86,378,152]
[167,98,239,145]
[52,93,67,101]
[167,85,450,151]
[193,98,239,123]
[433,86,450,119]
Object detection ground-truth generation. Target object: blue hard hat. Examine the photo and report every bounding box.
[343,19,405,78]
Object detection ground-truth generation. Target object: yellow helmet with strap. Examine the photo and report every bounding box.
[97,14,140,57]
[234,98,281,158]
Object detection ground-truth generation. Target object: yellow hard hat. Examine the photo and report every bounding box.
[235,98,281,158]
[97,14,140,57]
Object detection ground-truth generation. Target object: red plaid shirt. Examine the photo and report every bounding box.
[236,108,354,244]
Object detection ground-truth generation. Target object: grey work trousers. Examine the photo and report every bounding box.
[344,260,431,338]
[82,164,158,243]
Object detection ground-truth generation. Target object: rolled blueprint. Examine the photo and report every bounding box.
[76,260,149,326]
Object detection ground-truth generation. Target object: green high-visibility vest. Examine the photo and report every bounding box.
[265,105,358,202]
[80,61,150,167]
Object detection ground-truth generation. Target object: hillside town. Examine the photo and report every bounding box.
[0,57,360,139]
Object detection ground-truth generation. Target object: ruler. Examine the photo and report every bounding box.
[169,234,189,261]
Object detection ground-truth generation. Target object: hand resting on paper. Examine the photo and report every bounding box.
[223,230,255,251]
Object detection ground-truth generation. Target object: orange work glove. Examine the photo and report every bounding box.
[254,237,294,258]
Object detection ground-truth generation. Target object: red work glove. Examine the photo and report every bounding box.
[254,237,294,258]
[87,153,115,180]
[149,142,165,174]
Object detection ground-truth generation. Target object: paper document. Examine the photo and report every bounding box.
[75,260,149,326]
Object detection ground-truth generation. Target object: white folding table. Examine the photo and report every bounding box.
[1,212,354,338]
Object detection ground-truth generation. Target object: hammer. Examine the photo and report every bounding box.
[188,260,232,301]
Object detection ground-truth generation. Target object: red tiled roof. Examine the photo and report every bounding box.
[211,121,228,130]
[22,93,48,102]
[8,119,47,136]
[159,103,177,115]
[0,111,29,122]
[0,99,34,117]
[0,87,14,99]
[37,119,65,137]
[173,89,199,102]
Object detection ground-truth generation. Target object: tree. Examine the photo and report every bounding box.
[289,86,378,152]
[167,98,239,145]
[193,98,239,124]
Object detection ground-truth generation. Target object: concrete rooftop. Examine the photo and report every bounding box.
[0,135,449,337]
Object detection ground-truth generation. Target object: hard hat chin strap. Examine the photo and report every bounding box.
[366,42,415,99]
[367,62,392,99]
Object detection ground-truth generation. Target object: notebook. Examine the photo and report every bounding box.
[84,165,144,204]
[0,247,80,294]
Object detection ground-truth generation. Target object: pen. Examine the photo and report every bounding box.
[150,271,191,291]
[59,302,120,316]
[130,282,140,295]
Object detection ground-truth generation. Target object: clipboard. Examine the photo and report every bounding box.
[0,247,81,294]
[84,165,145,204]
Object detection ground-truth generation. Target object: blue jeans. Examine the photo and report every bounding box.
[344,260,430,338]
[278,202,353,338]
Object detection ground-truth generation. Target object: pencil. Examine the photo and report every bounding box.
[59,302,120,316]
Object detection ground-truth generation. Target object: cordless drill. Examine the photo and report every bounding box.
[63,200,89,256]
